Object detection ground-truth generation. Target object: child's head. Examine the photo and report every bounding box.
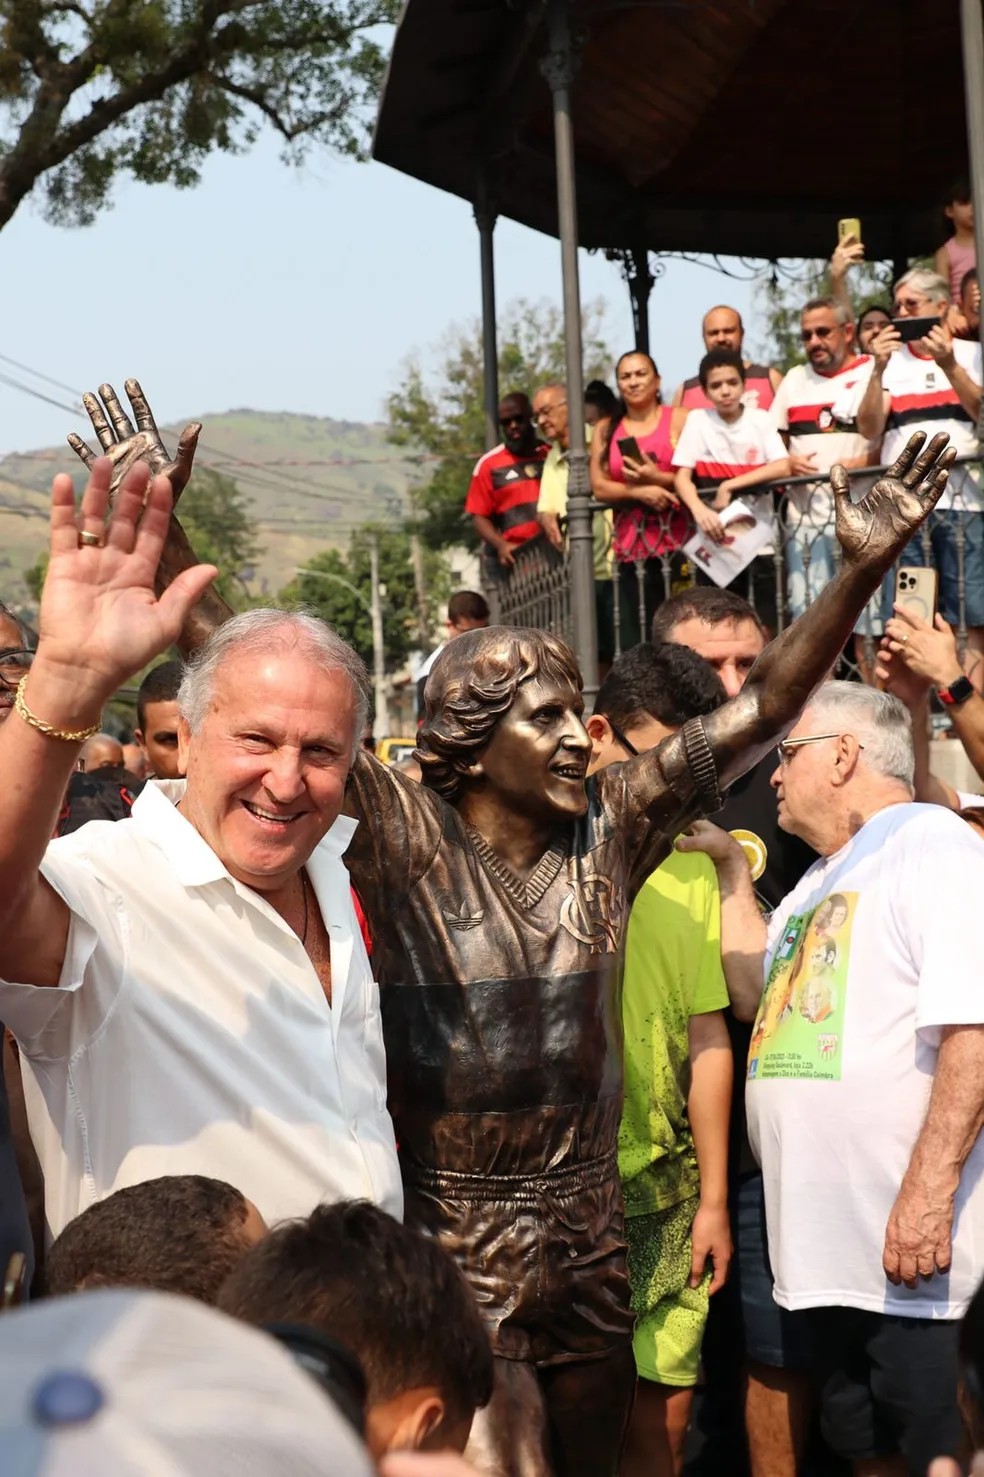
[217,1200,494,1458]
[698,348,746,413]
[944,178,974,235]
[45,1175,267,1303]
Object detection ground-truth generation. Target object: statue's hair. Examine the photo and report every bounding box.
[417,627,582,802]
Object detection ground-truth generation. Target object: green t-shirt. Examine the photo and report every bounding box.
[618,849,729,1216]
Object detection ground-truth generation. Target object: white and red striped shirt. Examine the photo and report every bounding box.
[771,356,874,527]
[879,341,982,511]
[672,405,786,526]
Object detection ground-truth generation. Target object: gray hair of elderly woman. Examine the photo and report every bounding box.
[177,609,371,760]
[804,681,915,790]
[417,625,582,802]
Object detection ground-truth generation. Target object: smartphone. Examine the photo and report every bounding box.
[838,217,861,242]
[617,436,642,462]
[891,315,940,344]
[895,565,938,623]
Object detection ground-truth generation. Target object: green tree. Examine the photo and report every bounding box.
[280,527,450,672]
[387,297,614,551]
[0,0,397,233]
[180,466,260,608]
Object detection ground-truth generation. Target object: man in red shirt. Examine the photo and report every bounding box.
[673,306,782,413]
[465,393,548,568]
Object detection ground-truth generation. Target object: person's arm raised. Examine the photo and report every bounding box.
[68,379,234,660]
[0,460,216,987]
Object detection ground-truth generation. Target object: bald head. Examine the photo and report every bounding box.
[702,306,744,353]
[80,733,125,771]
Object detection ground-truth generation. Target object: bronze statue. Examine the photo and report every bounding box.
[69,385,955,1477]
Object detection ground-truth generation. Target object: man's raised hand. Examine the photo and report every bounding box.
[37,458,217,706]
[831,431,955,572]
[68,379,201,505]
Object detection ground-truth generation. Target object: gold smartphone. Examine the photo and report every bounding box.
[895,565,938,623]
[838,217,861,242]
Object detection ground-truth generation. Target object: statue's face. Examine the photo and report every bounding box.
[473,674,591,820]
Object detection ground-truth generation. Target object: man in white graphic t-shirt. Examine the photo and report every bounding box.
[771,297,875,620]
[722,680,984,1475]
[858,267,984,680]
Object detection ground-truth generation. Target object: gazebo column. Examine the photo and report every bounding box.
[474,177,500,452]
[542,0,598,697]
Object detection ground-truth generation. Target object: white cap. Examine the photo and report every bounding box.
[0,1288,375,1476]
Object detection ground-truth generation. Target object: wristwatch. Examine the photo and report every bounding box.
[938,675,975,707]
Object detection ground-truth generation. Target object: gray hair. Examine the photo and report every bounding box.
[803,681,914,790]
[177,608,370,759]
[802,295,852,327]
[893,267,950,307]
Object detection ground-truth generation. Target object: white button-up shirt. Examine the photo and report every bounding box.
[0,782,402,1240]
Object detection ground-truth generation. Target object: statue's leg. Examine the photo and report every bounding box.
[466,1356,552,1477]
[539,1343,637,1477]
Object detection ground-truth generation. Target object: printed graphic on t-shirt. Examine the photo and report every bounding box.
[747,891,858,1081]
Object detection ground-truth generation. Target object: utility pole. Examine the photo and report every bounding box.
[369,533,389,737]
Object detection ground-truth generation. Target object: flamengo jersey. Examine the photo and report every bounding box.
[671,405,786,524]
[771,356,874,525]
[464,442,549,545]
[880,340,983,511]
[679,362,776,413]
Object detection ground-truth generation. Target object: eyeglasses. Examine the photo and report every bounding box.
[0,649,33,707]
[533,400,567,422]
[499,413,529,428]
[893,297,929,314]
[608,721,639,758]
[800,326,837,341]
[777,732,864,766]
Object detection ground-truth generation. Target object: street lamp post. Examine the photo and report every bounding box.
[293,565,390,737]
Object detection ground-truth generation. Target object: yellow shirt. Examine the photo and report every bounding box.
[619,848,729,1215]
[536,431,613,580]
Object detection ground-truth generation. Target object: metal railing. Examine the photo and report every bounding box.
[485,456,983,681]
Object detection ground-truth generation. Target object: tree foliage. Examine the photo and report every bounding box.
[279,526,450,672]
[0,0,397,233]
[180,466,260,608]
[387,298,614,551]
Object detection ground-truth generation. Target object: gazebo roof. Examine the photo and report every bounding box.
[373,0,970,261]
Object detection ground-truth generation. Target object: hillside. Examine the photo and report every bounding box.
[0,409,422,603]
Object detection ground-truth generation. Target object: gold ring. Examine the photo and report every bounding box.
[78,530,103,548]
[900,633,909,646]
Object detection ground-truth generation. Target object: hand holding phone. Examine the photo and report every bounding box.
[838,217,862,243]
[617,435,643,463]
[891,315,941,345]
[895,566,938,624]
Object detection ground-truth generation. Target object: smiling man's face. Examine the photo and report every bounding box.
[178,644,357,892]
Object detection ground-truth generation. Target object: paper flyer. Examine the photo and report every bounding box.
[682,499,773,586]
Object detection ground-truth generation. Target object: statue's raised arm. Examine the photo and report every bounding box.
[632,431,955,823]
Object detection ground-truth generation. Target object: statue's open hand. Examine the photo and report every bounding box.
[38,458,217,698]
[832,432,955,570]
[67,379,201,506]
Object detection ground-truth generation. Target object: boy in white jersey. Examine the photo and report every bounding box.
[673,349,790,629]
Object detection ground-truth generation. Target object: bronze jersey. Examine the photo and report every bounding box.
[345,753,681,1363]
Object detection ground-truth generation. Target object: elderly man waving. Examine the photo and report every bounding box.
[0,456,401,1241]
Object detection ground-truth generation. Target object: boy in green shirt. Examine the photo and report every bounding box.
[588,642,733,1477]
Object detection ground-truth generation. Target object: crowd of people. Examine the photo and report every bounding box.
[0,192,982,1477]
[466,188,982,685]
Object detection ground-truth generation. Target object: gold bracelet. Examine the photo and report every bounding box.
[15,676,100,744]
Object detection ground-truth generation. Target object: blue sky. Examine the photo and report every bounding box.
[0,132,758,457]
